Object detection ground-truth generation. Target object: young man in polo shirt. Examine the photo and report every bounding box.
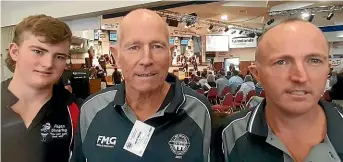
[72,9,212,162]
[214,19,343,162]
[1,15,82,162]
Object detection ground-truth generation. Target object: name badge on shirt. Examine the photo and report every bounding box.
[123,120,155,157]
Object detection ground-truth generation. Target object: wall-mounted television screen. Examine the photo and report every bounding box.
[181,39,188,45]
[109,31,117,41]
[169,38,174,44]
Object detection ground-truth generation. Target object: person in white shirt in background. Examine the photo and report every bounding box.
[199,72,208,86]
[238,75,255,98]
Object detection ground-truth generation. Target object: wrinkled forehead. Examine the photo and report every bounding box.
[118,18,169,45]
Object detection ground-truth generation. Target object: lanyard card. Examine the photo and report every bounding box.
[123,120,155,157]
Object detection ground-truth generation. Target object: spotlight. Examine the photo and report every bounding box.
[247,32,256,38]
[231,30,236,34]
[207,24,214,32]
[239,30,243,34]
[308,14,315,22]
[327,12,334,20]
[267,18,274,25]
[224,27,229,32]
[185,21,192,28]
[301,12,310,18]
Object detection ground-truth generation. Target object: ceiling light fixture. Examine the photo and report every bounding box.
[224,27,229,32]
[208,24,214,32]
[221,15,228,20]
[267,18,274,25]
[327,12,334,20]
[308,14,315,22]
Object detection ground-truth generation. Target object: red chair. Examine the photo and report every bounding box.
[245,90,257,103]
[322,90,331,102]
[222,93,234,107]
[211,93,234,113]
[196,89,205,95]
[207,88,218,105]
[220,86,230,97]
[259,90,265,97]
[233,91,244,110]
[219,86,230,104]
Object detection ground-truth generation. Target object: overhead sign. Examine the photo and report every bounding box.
[229,29,257,48]
[330,58,343,72]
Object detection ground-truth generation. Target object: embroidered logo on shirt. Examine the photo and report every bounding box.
[168,134,190,159]
[41,122,51,142]
[97,135,117,148]
[40,123,68,142]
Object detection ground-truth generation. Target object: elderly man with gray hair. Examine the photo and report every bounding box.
[238,75,255,98]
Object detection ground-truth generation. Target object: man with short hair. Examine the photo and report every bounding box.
[72,9,212,162]
[215,70,230,97]
[228,70,243,94]
[1,15,83,162]
[214,19,343,162]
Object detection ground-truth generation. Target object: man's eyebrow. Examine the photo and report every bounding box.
[151,40,167,47]
[28,45,68,56]
[28,45,48,52]
[306,53,328,60]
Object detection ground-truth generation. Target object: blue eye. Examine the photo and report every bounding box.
[56,55,67,60]
[33,50,43,55]
[128,46,139,51]
[152,45,163,49]
[309,58,322,64]
[275,60,286,65]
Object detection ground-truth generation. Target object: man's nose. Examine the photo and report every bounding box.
[139,46,153,66]
[40,54,54,68]
[289,62,309,83]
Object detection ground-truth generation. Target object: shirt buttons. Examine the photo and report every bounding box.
[329,151,336,160]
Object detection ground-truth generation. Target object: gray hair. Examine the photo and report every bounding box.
[207,74,215,82]
[244,75,253,82]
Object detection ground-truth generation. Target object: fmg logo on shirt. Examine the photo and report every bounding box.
[96,135,117,148]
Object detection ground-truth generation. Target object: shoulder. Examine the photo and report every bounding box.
[182,85,212,110]
[81,86,118,111]
[220,109,252,139]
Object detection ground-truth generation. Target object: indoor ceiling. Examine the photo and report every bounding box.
[100,1,343,35]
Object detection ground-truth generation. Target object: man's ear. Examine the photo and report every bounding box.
[248,63,260,83]
[9,43,20,61]
[110,45,120,68]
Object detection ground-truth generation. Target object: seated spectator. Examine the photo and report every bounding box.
[182,78,190,86]
[216,70,230,97]
[329,72,343,100]
[189,76,202,90]
[112,67,122,85]
[238,75,255,98]
[226,71,232,80]
[255,82,264,96]
[196,71,201,77]
[228,70,244,94]
[203,73,216,91]
[199,72,208,86]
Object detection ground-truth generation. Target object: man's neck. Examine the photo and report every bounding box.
[125,82,171,121]
[9,75,53,107]
[265,101,326,134]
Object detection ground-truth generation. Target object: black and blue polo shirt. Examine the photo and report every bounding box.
[1,78,82,162]
[72,73,212,162]
[213,99,343,162]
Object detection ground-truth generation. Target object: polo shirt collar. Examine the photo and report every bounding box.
[113,73,185,114]
[2,78,19,109]
[247,99,343,153]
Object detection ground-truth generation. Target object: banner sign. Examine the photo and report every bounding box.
[229,29,257,48]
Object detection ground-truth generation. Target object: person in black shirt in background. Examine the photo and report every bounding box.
[112,67,122,85]
[1,14,83,162]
